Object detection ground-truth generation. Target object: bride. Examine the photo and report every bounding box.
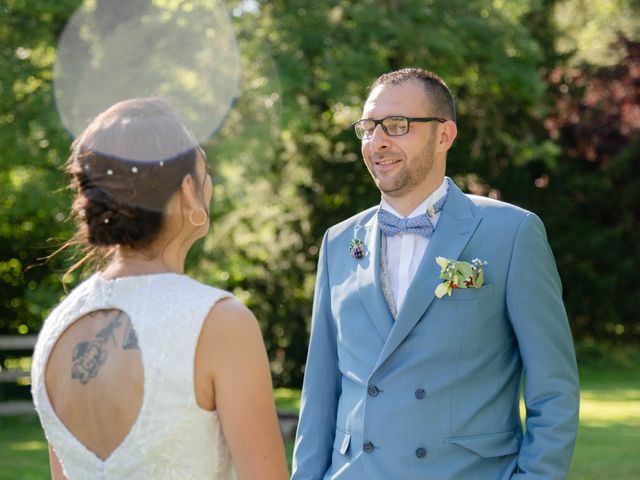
[31,98,290,479]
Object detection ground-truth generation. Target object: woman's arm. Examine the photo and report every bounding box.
[200,298,289,480]
[49,443,67,480]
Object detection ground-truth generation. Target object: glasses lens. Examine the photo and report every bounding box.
[354,120,374,139]
[382,117,409,136]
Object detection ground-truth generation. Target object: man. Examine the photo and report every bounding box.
[292,68,579,479]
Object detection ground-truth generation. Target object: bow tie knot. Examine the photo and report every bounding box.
[377,192,447,239]
[378,189,451,239]
[378,209,435,238]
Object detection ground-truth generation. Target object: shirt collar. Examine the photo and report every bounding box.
[380,177,449,219]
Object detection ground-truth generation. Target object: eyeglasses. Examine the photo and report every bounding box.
[352,116,446,139]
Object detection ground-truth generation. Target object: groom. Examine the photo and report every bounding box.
[292,68,579,479]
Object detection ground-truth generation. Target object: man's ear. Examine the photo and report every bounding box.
[436,120,458,153]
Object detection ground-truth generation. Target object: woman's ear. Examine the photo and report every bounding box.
[180,174,199,209]
[436,120,458,153]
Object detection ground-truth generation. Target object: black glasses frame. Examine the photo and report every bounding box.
[352,116,446,139]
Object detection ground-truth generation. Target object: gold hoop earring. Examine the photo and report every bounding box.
[189,208,208,227]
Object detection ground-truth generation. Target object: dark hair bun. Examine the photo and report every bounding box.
[74,183,163,248]
[65,97,202,252]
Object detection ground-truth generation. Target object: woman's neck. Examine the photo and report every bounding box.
[101,248,185,280]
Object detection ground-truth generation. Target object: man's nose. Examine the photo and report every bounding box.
[368,124,390,150]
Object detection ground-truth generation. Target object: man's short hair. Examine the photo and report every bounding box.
[370,68,456,122]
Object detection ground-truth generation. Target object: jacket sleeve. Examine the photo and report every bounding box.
[506,213,580,479]
[292,232,342,479]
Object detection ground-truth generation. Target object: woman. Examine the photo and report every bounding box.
[31,98,289,479]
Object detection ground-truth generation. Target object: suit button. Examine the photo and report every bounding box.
[415,447,427,459]
[363,441,374,453]
[368,385,380,397]
[415,388,426,399]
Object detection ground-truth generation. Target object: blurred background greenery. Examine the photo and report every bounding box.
[1,0,638,397]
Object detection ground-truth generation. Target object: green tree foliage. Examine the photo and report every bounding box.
[0,0,80,335]
[1,0,638,389]
[554,0,640,66]
[538,35,640,345]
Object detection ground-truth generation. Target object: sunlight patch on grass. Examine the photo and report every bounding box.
[9,440,48,452]
[580,387,640,401]
[579,388,640,426]
[274,387,301,412]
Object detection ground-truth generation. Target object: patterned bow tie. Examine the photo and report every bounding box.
[378,210,435,238]
[377,194,447,239]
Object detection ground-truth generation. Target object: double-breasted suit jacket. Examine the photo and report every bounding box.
[292,179,579,480]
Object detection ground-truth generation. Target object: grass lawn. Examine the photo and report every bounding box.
[0,415,50,480]
[568,363,640,479]
[2,363,638,479]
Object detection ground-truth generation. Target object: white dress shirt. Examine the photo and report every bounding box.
[380,178,449,312]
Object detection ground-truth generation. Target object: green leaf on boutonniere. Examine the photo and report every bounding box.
[435,281,452,298]
[434,256,488,298]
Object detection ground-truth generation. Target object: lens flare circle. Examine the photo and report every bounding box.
[54,0,241,150]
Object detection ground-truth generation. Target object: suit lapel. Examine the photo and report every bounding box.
[373,180,482,370]
[356,212,394,341]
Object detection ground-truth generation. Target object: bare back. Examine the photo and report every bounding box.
[45,309,143,460]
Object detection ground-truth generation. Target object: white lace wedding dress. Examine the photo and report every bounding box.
[31,273,237,479]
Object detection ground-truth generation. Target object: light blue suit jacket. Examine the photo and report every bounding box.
[292,179,579,480]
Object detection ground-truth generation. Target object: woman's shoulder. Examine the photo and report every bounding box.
[155,274,239,325]
[168,274,234,305]
[200,293,260,344]
[199,296,263,361]
[42,274,102,324]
